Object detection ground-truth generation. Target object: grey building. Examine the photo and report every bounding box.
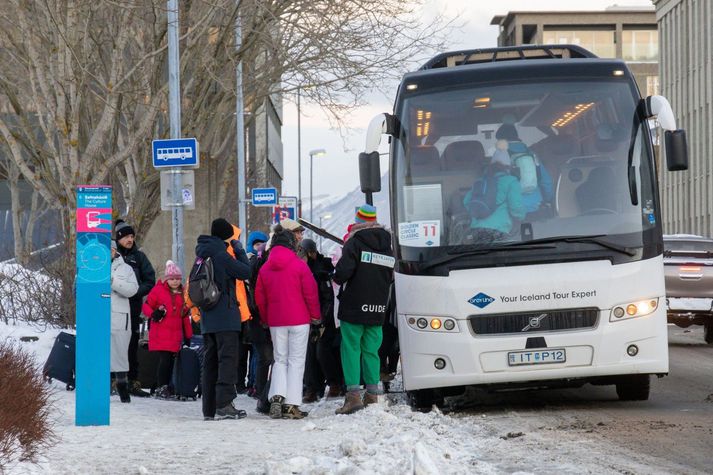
[654,0,713,236]
[491,7,660,96]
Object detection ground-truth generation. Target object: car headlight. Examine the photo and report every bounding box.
[610,298,659,322]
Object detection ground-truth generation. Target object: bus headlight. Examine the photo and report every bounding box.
[406,316,460,333]
[416,318,428,329]
[610,298,659,322]
[443,319,456,331]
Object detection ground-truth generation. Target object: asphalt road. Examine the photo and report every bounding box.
[450,325,713,474]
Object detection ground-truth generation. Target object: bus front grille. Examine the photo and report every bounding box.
[469,308,599,335]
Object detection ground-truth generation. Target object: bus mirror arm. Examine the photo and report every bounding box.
[364,113,398,154]
[360,113,398,204]
[642,96,689,171]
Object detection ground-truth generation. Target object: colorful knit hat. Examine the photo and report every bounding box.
[355,204,377,223]
[164,260,182,280]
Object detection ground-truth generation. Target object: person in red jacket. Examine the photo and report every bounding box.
[142,260,193,399]
[255,225,321,419]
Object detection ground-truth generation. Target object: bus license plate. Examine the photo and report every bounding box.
[508,348,566,366]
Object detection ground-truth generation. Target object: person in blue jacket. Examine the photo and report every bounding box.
[463,149,526,241]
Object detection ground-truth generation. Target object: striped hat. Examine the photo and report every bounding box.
[355,204,377,223]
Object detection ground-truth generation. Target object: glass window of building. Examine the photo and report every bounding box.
[543,30,616,58]
[622,29,658,62]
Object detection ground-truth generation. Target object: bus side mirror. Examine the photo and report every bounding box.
[359,151,381,193]
[665,129,688,171]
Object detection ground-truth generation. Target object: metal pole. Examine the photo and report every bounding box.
[297,87,302,218]
[235,0,246,245]
[167,0,184,273]
[310,152,313,224]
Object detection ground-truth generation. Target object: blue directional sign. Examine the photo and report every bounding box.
[152,138,199,168]
[251,187,278,207]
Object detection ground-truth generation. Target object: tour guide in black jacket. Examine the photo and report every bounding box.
[333,204,394,415]
[195,218,252,420]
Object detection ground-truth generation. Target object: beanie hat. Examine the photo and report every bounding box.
[280,218,304,233]
[114,219,135,240]
[270,224,296,250]
[355,204,377,223]
[300,238,317,255]
[164,260,182,280]
[211,218,234,241]
[495,123,519,141]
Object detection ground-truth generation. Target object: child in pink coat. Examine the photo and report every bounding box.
[142,260,193,399]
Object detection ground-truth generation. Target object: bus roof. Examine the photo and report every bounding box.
[420,44,596,70]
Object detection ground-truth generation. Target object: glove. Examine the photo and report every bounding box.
[151,306,166,323]
[183,338,191,348]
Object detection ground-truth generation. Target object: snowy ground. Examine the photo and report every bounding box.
[1,323,686,475]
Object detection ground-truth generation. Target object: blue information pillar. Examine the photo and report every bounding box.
[75,186,112,426]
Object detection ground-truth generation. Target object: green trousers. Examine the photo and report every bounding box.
[340,321,383,388]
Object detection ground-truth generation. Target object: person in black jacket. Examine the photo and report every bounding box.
[194,218,252,420]
[300,239,341,402]
[333,205,394,414]
[115,219,156,398]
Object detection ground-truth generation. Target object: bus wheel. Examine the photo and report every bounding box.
[408,389,444,412]
[704,322,713,344]
[615,374,650,401]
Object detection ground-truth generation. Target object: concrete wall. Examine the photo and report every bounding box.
[654,0,713,236]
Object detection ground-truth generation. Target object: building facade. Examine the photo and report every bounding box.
[654,0,713,236]
[491,7,660,96]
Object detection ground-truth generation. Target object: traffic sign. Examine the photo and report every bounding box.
[251,187,278,207]
[152,138,199,168]
[160,170,195,210]
[273,196,298,223]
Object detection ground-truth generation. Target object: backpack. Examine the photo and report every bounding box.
[508,142,538,193]
[468,172,500,220]
[188,257,221,310]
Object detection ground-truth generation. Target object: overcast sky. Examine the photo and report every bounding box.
[280,0,655,204]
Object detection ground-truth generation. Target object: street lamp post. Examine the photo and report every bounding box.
[319,213,332,252]
[308,148,326,224]
[297,87,302,218]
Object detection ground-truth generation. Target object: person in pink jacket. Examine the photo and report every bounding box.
[255,224,320,419]
[142,260,193,399]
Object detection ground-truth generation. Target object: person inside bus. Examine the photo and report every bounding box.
[463,147,525,242]
[495,124,554,221]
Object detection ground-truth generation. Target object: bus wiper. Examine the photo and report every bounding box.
[626,103,645,206]
[506,234,637,256]
[420,243,556,271]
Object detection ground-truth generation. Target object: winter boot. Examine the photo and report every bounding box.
[335,391,364,415]
[302,389,319,404]
[153,385,174,400]
[326,384,344,399]
[129,380,151,398]
[282,404,308,419]
[256,398,270,415]
[216,402,247,420]
[363,392,379,407]
[269,395,285,419]
[116,381,131,403]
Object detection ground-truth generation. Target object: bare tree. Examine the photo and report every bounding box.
[0,0,449,323]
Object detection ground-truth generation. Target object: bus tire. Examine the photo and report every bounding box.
[615,374,650,401]
[408,389,444,412]
[704,322,713,344]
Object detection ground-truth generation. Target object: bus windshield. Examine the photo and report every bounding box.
[393,79,659,270]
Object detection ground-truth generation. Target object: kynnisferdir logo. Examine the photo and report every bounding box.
[468,292,495,309]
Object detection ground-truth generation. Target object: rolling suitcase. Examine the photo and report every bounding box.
[172,346,201,400]
[136,339,160,393]
[43,331,76,390]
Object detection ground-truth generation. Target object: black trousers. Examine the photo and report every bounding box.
[317,326,343,387]
[202,331,239,418]
[304,333,325,395]
[156,351,175,388]
[127,312,142,381]
[252,332,273,407]
[379,322,399,375]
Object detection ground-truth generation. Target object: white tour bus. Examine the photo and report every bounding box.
[357,45,689,409]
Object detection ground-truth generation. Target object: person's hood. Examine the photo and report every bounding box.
[308,254,334,278]
[264,245,297,271]
[350,222,391,252]
[247,231,269,253]
[195,235,228,258]
[226,224,243,258]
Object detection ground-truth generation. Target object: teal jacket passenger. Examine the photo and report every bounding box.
[463,171,526,235]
